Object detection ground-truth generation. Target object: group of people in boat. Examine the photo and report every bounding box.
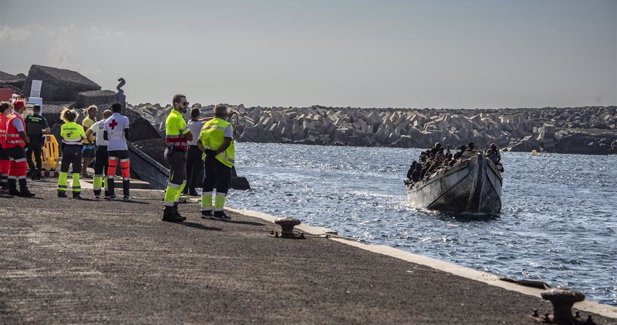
[405,142,502,186]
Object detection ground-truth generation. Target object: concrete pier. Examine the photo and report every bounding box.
[1,181,616,324]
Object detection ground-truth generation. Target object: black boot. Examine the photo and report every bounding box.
[18,179,35,197]
[32,169,41,180]
[105,177,115,200]
[73,192,82,200]
[173,202,186,221]
[201,210,213,219]
[122,180,130,201]
[58,191,67,198]
[162,206,185,222]
[8,179,19,196]
[214,211,230,220]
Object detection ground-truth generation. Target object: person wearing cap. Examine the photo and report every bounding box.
[0,102,12,193]
[24,105,50,180]
[86,109,112,199]
[81,105,97,178]
[161,94,193,222]
[5,99,35,197]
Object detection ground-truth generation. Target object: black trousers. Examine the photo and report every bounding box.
[164,148,187,185]
[202,153,231,194]
[93,145,108,175]
[26,135,44,170]
[185,145,203,193]
[60,145,82,174]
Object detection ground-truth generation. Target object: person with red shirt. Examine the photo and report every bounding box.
[5,100,35,197]
[0,102,11,193]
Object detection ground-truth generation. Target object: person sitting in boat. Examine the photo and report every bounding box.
[485,143,500,164]
[453,145,466,160]
[445,145,452,159]
[411,162,423,181]
[405,161,424,184]
[485,143,504,172]
[406,161,417,181]
[461,143,477,159]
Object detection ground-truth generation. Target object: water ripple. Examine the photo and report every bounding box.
[228,143,617,306]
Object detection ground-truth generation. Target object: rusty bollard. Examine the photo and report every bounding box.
[541,288,585,324]
[274,217,302,239]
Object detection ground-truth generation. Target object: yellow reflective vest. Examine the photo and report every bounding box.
[60,121,85,145]
[200,118,235,168]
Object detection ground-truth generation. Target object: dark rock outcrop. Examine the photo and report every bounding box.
[75,90,117,108]
[124,108,162,142]
[554,129,617,155]
[23,65,101,101]
[0,71,27,91]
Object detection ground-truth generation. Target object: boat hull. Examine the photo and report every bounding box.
[407,154,502,215]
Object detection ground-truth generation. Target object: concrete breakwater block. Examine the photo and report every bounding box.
[23,65,101,101]
[129,103,617,154]
[75,90,117,108]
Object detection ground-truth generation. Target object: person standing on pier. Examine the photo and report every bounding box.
[162,94,193,222]
[184,108,205,197]
[5,100,35,197]
[198,104,235,220]
[0,102,13,193]
[103,103,131,201]
[86,109,112,199]
[24,105,50,180]
[81,105,97,178]
[57,108,86,198]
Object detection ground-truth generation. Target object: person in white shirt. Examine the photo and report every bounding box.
[103,103,131,201]
[185,108,206,196]
[86,109,112,198]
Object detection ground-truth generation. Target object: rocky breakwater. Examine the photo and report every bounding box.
[130,104,617,155]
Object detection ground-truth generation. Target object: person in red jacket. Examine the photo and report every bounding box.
[5,100,34,197]
[0,102,11,193]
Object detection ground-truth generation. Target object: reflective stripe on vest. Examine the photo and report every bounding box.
[165,110,188,150]
[5,114,26,148]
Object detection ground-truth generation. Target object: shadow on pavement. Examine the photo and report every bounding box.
[219,219,266,227]
[182,221,222,231]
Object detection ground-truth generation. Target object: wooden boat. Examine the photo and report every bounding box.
[406,153,503,215]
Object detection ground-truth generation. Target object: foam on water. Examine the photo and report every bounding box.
[228,143,617,305]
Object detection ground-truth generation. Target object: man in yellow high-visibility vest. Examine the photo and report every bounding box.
[162,94,193,222]
[198,104,235,220]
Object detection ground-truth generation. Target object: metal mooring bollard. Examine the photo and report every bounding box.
[274,217,302,239]
[540,288,585,324]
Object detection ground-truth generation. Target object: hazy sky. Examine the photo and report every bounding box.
[1,0,615,108]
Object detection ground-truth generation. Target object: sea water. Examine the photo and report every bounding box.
[227,143,617,306]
